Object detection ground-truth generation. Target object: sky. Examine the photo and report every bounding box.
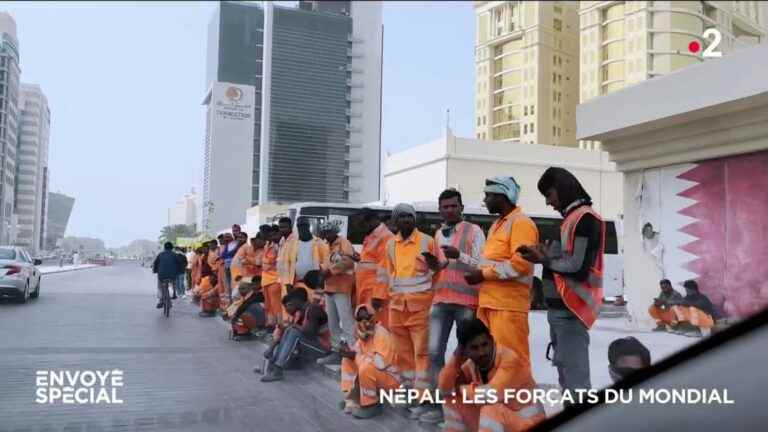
[4,1,475,248]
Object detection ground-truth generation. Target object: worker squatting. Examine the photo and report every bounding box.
[177,167,730,430]
[380,387,735,406]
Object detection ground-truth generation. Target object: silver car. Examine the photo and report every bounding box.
[0,246,42,303]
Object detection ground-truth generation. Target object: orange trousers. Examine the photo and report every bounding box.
[443,400,545,432]
[375,300,390,330]
[648,305,676,326]
[341,358,401,407]
[477,308,530,367]
[673,305,714,329]
[263,282,283,326]
[389,307,429,391]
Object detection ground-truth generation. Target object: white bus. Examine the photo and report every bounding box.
[266,202,624,300]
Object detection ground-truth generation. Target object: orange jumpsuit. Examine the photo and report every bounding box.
[261,242,281,327]
[198,276,219,313]
[476,207,539,367]
[341,321,401,407]
[380,229,438,392]
[439,343,545,432]
[357,223,394,328]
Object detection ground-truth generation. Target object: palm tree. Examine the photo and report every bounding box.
[159,224,197,245]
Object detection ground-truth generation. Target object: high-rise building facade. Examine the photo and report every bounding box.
[0,12,20,244]
[203,1,383,233]
[578,1,766,149]
[45,191,74,250]
[167,188,199,228]
[15,83,50,253]
[474,1,580,146]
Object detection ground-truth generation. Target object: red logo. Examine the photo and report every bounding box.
[225,86,243,102]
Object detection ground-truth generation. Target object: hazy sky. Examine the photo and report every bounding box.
[5,1,474,248]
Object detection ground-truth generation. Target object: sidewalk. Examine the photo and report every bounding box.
[39,264,100,275]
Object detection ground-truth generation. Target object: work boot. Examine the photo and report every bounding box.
[352,404,383,419]
[317,352,342,366]
[156,302,163,309]
[260,366,284,382]
[419,407,443,424]
[652,324,667,332]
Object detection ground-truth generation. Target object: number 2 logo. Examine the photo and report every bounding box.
[702,28,723,58]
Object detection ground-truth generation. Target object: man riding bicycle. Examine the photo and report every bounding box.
[153,242,180,309]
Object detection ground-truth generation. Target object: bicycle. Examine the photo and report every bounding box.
[160,278,172,318]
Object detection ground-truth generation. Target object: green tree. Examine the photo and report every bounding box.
[158,224,197,245]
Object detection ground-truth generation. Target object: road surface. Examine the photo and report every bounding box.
[0,261,422,432]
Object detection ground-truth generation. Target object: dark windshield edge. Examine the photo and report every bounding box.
[531,308,768,431]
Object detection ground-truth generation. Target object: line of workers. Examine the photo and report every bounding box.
[181,167,706,431]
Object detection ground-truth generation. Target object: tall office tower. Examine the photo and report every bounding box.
[44,192,74,250]
[579,0,766,149]
[15,84,50,253]
[203,1,383,233]
[0,12,20,244]
[474,1,580,147]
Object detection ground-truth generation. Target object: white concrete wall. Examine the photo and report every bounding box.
[349,2,383,203]
[384,132,623,221]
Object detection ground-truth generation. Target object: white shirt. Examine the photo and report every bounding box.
[186,251,195,269]
[295,240,316,280]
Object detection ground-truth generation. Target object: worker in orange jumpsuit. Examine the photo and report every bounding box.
[464,176,539,369]
[261,226,282,331]
[217,233,235,314]
[439,318,545,432]
[348,208,395,329]
[339,304,401,419]
[379,203,439,396]
[198,272,219,317]
[229,281,266,340]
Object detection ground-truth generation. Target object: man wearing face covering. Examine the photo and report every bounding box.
[518,167,605,395]
[278,218,329,301]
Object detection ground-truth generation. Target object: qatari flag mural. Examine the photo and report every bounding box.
[675,151,768,318]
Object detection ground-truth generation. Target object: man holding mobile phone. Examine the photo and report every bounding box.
[379,203,440,402]
[463,176,539,373]
[416,188,486,424]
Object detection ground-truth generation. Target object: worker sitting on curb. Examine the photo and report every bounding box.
[228,281,266,340]
[259,272,332,383]
[339,304,402,420]
[438,318,545,432]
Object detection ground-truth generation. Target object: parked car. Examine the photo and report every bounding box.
[0,246,42,303]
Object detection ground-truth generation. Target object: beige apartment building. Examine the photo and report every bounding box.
[474,1,580,146]
[579,0,766,149]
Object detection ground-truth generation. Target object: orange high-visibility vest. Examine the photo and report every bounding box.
[433,222,480,308]
[554,205,605,329]
[341,323,400,392]
[383,230,437,312]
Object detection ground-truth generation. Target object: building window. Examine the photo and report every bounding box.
[553,126,557,136]
[524,105,528,116]
[524,124,528,134]
[477,117,481,126]
[530,123,534,133]
[531,105,534,115]
[553,18,562,32]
